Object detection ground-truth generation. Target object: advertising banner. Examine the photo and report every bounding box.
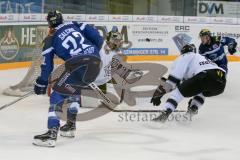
[0,0,44,13]
[0,25,45,63]
[197,1,240,17]
[94,22,240,56]
[0,22,240,63]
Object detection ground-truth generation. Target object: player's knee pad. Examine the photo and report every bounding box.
[68,102,80,114]
[66,101,80,122]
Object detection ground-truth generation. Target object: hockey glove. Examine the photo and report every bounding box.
[228,42,237,55]
[124,69,143,84]
[150,85,166,106]
[34,77,48,95]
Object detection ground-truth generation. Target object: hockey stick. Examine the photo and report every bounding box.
[0,91,34,111]
[119,88,125,103]
[88,82,117,108]
[88,82,185,113]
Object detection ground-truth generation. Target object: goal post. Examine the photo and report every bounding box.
[3,26,48,97]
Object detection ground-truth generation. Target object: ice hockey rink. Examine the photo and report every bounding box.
[0,62,240,160]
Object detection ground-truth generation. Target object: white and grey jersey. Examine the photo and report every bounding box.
[166,52,225,88]
[94,48,117,86]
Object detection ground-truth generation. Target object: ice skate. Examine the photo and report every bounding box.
[33,128,58,147]
[60,121,76,138]
[152,108,172,123]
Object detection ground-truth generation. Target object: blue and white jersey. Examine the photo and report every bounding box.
[199,36,236,73]
[40,21,104,82]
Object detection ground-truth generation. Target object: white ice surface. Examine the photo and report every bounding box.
[0,62,240,160]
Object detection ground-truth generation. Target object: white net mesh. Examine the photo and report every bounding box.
[3,26,48,97]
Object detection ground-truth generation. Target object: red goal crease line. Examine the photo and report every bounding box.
[0,55,240,70]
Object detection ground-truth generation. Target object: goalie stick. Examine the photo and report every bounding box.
[88,82,185,113]
[0,91,34,111]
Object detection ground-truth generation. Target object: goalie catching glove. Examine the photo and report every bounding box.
[123,69,143,84]
[111,57,143,84]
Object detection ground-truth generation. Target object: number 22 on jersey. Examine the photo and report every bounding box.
[62,31,90,56]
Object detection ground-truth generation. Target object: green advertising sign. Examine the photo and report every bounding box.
[0,25,48,63]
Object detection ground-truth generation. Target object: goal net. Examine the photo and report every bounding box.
[3,26,48,97]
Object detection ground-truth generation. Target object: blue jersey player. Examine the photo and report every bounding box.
[33,10,104,147]
[198,29,237,73]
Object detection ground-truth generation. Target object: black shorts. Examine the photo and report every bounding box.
[178,69,226,97]
[65,55,101,86]
[52,55,101,95]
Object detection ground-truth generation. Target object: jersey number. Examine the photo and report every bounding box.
[62,31,90,56]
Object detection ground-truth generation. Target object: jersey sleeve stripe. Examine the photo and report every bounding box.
[201,46,221,56]
[79,23,87,31]
[42,47,54,55]
[211,53,225,61]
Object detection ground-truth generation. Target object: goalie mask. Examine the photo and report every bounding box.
[47,10,63,28]
[106,31,123,51]
[180,44,196,55]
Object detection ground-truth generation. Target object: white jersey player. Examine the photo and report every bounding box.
[150,44,226,122]
[95,30,136,86]
[94,45,118,86]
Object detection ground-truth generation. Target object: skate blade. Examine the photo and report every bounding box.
[185,112,197,119]
[152,116,167,123]
[32,139,56,147]
[60,130,75,138]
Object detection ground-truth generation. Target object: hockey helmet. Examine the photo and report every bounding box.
[180,44,196,54]
[47,10,63,28]
[106,30,123,43]
[106,30,123,50]
[199,29,211,37]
